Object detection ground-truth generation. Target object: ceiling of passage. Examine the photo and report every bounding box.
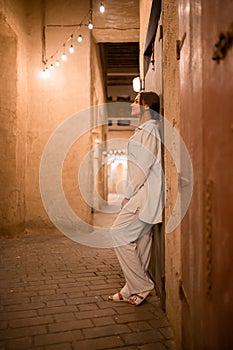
[99,42,139,101]
[92,0,140,102]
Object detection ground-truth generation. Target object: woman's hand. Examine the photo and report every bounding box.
[121,198,129,209]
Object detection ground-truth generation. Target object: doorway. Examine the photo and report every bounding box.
[107,151,127,204]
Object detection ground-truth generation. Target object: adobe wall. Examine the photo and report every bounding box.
[90,38,107,208]
[139,0,151,80]
[0,0,28,236]
[25,0,93,232]
[162,0,181,345]
[139,0,181,345]
[0,0,106,236]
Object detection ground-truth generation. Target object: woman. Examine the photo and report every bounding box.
[109,91,163,306]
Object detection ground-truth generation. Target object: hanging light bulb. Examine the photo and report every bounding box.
[50,63,55,71]
[77,34,83,43]
[88,8,93,30]
[69,35,74,53]
[69,44,74,53]
[61,44,67,61]
[62,52,67,61]
[100,2,105,13]
[88,20,93,30]
[55,59,60,67]
[42,66,50,78]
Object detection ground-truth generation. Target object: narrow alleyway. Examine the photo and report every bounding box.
[0,227,176,350]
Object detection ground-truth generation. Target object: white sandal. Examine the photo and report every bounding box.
[128,290,151,306]
[108,292,129,302]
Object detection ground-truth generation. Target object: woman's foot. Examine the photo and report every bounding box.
[108,292,129,302]
[128,290,151,306]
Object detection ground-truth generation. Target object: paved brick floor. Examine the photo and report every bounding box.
[0,232,176,350]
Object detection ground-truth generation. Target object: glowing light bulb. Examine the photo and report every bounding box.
[77,34,83,43]
[62,52,67,61]
[88,21,93,30]
[42,66,50,78]
[69,45,74,53]
[100,2,105,13]
[133,76,141,92]
[95,136,100,144]
[50,63,55,71]
[55,60,60,67]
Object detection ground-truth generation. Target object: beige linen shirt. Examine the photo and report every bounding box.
[124,119,163,224]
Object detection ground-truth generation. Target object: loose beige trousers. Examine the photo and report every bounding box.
[111,208,154,298]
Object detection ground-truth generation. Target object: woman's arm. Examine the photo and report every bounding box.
[124,126,159,199]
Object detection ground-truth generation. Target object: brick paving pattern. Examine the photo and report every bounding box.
[0,233,176,350]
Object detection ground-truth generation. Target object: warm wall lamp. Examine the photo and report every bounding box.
[132,76,142,92]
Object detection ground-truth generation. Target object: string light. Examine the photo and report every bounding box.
[42,66,50,78]
[69,45,74,53]
[88,8,93,29]
[61,52,67,61]
[69,35,74,53]
[41,4,107,75]
[88,20,93,30]
[77,34,83,43]
[100,2,105,13]
[61,45,67,61]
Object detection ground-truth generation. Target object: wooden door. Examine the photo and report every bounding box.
[179,0,233,348]
[201,1,233,348]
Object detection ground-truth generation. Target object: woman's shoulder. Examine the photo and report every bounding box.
[141,120,160,133]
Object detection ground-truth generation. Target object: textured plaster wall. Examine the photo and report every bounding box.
[144,18,163,95]
[26,0,94,232]
[0,0,28,236]
[92,0,139,43]
[139,0,152,79]
[90,38,107,208]
[0,0,106,236]
[139,0,181,345]
[90,40,106,109]
[162,0,181,345]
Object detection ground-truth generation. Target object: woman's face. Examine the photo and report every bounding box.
[131,93,141,116]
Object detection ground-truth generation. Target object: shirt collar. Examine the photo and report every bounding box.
[137,119,157,130]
